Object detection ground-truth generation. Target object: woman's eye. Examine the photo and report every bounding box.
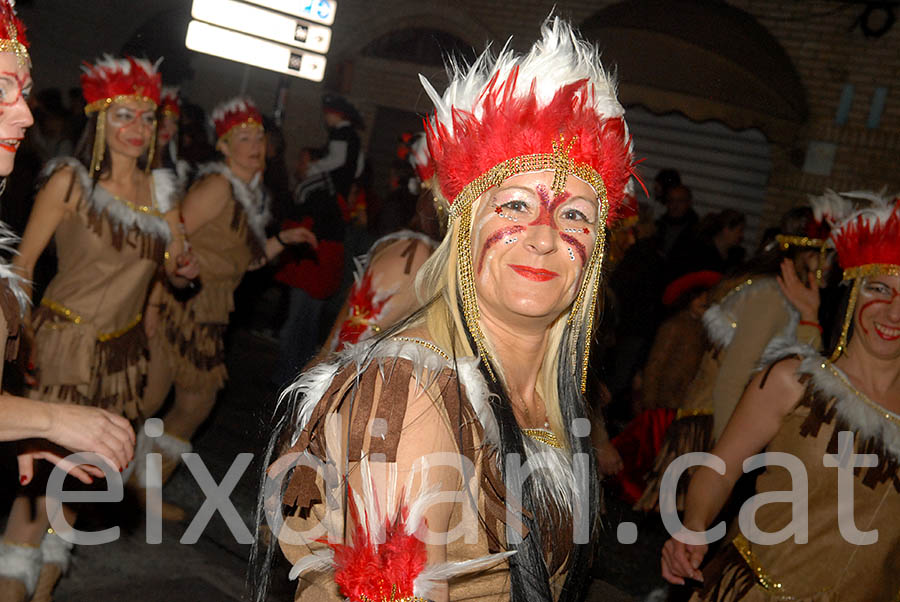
[141,114,157,126]
[866,283,889,295]
[115,110,135,122]
[501,200,528,213]
[561,208,591,223]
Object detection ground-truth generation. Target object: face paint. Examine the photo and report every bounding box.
[530,184,570,228]
[858,280,900,337]
[559,232,587,264]
[477,225,525,274]
[0,70,29,109]
[108,106,157,130]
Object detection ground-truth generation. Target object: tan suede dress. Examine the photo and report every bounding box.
[637,276,823,511]
[269,338,578,601]
[692,351,900,601]
[29,158,176,419]
[156,163,267,392]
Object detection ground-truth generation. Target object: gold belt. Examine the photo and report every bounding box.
[675,407,713,420]
[41,298,142,341]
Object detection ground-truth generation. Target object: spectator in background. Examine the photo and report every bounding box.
[653,167,680,204]
[30,88,73,161]
[673,208,746,277]
[656,183,698,256]
[272,146,346,386]
[178,101,216,168]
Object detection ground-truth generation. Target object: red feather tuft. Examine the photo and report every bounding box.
[336,272,393,350]
[832,205,900,271]
[81,56,162,107]
[319,488,428,602]
[0,0,27,49]
[426,73,634,219]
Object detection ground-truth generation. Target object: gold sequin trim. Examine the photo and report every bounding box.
[732,534,784,593]
[358,583,429,601]
[84,95,158,115]
[391,336,450,361]
[0,39,28,68]
[843,263,900,281]
[675,408,713,420]
[218,119,263,143]
[41,298,142,341]
[114,194,163,218]
[774,234,825,250]
[821,360,900,427]
[522,428,562,449]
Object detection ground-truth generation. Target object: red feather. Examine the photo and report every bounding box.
[426,71,634,221]
[0,1,27,49]
[832,205,900,271]
[319,487,428,602]
[336,272,392,350]
[81,56,162,107]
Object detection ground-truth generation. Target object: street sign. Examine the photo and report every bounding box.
[242,0,336,26]
[185,20,327,81]
[191,0,331,54]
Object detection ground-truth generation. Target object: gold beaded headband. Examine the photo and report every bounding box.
[452,135,609,392]
[0,18,28,68]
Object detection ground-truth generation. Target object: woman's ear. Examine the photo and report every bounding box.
[216,138,229,158]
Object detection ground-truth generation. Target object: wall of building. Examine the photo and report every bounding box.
[17,1,900,225]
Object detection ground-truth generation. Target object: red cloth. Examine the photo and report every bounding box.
[275,218,345,299]
[609,408,677,505]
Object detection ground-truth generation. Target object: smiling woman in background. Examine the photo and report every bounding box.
[0,53,198,601]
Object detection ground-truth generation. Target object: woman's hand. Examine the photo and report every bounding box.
[17,404,136,485]
[17,445,109,485]
[661,533,707,585]
[174,252,201,281]
[278,227,318,248]
[776,258,819,322]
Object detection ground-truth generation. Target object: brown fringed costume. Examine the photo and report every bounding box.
[155,162,268,392]
[29,158,176,419]
[636,276,823,511]
[270,338,578,601]
[692,344,900,601]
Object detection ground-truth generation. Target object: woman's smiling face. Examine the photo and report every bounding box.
[470,170,599,328]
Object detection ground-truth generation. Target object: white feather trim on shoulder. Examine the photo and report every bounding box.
[40,157,172,242]
[798,355,900,463]
[0,221,29,315]
[196,162,271,248]
[702,277,798,351]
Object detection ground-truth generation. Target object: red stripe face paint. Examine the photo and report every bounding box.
[559,233,586,264]
[530,184,570,229]
[477,225,525,274]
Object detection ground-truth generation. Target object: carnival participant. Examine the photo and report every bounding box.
[661,197,900,601]
[316,133,440,355]
[0,54,197,601]
[253,17,636,602]
[634,196,853,512]
[138,97,316,520]
[154,86,191,186]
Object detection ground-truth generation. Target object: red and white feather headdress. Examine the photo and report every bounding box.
[831,196,900,280]
[0,0,28,68]
[420,17,635,222]
[827,194,900,359]
[160,86,181,118]
[211,96,262,142]
[81,55,162,114]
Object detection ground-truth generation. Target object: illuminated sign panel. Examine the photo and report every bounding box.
[185,19,327,81]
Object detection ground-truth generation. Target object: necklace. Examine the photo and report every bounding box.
[824,360,900,427]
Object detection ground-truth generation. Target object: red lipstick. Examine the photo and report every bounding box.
[509,264,559,281]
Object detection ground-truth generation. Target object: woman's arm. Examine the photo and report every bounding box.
[162,175,229,286]
[13,167,77,300]
[661,358,804,584]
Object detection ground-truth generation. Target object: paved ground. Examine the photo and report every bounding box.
[1,325,673,601]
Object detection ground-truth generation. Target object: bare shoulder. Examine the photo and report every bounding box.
[40,164,83,205]
[749,356,806,414]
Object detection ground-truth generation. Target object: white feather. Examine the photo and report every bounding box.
[0,222,29,315]
[412,551,516,598]
[210,96,259,125]
[421,17,623,139]
[807,189,857,227]
[40,158,175,243]
[288,550,335,581]
[798,353,900,463]
[195,162,271,249]
[702,278,799,351]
